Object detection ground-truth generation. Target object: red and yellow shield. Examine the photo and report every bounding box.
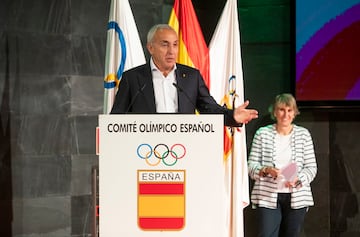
[137,170,185,231]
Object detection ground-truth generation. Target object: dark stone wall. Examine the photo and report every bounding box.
[0,0,359,236]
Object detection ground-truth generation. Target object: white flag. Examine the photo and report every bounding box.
[209,0,249,236]
[103,0,146,114]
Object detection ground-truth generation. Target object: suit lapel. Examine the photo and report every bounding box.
[138,64,156,112]
[175,66,194,113]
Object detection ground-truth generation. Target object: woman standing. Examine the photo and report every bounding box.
[248,93,317,237]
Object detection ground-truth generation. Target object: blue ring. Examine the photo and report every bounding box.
[137,143,152,159]
[107,21,127,82]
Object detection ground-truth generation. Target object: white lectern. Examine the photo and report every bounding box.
[98,114,229,236]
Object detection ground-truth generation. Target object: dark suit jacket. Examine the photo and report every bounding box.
[110,63,240,127]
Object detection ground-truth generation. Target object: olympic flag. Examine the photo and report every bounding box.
[103,0,146,114]
[168,0,210,86]
[209,0,249,236]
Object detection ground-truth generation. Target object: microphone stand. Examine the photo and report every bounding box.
[125,84,146,113]
[229,89,238,236]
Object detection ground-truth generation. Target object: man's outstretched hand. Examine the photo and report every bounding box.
[233,100,258,124]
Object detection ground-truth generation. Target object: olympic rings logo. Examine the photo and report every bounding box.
[228,75,236,96]
[137,143,186,166]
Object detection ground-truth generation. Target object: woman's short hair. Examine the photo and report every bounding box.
[268,93,300,121]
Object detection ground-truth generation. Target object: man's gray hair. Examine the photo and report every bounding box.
[147,24,175,43]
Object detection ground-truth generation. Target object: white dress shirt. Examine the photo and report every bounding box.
[150,58,178,113]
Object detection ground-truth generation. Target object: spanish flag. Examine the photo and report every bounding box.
[168,0,210,87]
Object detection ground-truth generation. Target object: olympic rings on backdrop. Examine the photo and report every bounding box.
[137,143,186,166]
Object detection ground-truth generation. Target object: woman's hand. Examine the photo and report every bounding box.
[285,177,302,189]
[260,166,280,179]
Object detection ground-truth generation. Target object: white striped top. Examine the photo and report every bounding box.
[248,124,317,209]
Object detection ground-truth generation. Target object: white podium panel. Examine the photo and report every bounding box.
[99,114,228,236]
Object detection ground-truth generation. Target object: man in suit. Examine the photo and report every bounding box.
[111,24,258,126]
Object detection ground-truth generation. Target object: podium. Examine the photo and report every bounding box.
[98,114,229,236]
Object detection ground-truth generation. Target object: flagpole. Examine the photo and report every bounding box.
[230,128,234,237]
[229,90,237,237]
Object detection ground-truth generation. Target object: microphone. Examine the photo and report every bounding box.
[172,83,197,112]
[125,84,146,113]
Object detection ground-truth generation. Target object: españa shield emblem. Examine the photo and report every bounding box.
[137,170,185,231]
